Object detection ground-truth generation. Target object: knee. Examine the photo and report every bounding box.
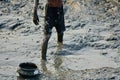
[58,32,64,36]
[46,34,51,40]
[43,34,51,42]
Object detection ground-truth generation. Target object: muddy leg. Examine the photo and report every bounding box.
[41,34,51,60]
[57,32,64,51]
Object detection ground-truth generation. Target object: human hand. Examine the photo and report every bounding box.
[33,12,39,25]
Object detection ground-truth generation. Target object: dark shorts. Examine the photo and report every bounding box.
[44,4,66,35]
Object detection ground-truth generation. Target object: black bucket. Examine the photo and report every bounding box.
[17,62,40,78]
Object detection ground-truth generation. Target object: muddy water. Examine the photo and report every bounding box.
[17,55,67,80]
[1,54,120,80]
[17,54,120,80]
[40,55,65,80]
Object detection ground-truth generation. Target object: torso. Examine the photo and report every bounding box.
[47,0,63,7]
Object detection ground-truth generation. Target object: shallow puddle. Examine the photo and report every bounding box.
[17,55,68,80]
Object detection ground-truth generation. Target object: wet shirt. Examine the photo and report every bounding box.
[47,0,63,7]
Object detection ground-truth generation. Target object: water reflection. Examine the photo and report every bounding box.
[53,55,65,79]
[41,55,64,79]
[54,55,63,69]
[41,55,63,72]
[41,60,47,72]
[17,55,64,80]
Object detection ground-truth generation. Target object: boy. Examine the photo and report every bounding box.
[33,0,66,60]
